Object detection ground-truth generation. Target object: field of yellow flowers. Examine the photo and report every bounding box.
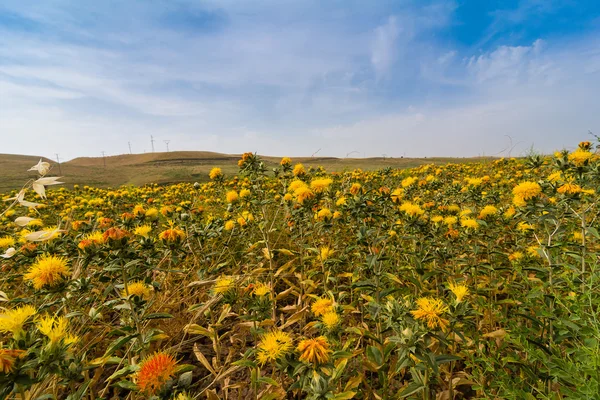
[1,143,599,399]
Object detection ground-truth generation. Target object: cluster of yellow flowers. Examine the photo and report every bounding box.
[0,141,597,398]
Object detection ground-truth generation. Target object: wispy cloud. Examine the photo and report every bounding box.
[0,0,598,159]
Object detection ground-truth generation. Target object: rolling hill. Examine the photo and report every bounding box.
[0,151,493,192]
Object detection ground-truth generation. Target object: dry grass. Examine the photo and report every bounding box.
[0,151,495,191]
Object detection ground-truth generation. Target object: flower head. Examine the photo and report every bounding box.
[0,348,26,373]
[252,283,271,297]
[319,246,333,261]
[315,208,332,221]
[294,186,314,204]
[0,236,15,249]
[226,190,239,203]
[145,208,159,219]
[256,330,293,364]
[224,220,235,230]
[123,281,153,299]
[280,157,292,166]
[297,336,331,364]
[209,167,223,180]
[557,183,585,195]
[214,277,234,294]
[78,231,105,250]
[136,352,178,395]
[103,227,128,241]
[310,178,333,193]
[0,305,36,339]
[478,205,498,219]
[23,255,70,289]
[568,149,593,166]
[311,298,334,317]
[159,227,185,243]
[349,183,362,195]
[460,218,479,230]
[37,315,77,346]
[402,176,417,188]
[410,297,449,330]
[28,159,50,175]
[448,281,469,303]
[134,225,153,238]
[293,163,306,177]
[399,202,424,217]
[512,181,541,201]
[321,311,340,330]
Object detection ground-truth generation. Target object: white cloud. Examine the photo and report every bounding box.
[371,16,401,78]
[0,0,597,161]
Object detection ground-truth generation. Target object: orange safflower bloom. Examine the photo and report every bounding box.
[297,336,331,364]
[103,227,128,241]
[0,348,26,373]
[136,352,178,395]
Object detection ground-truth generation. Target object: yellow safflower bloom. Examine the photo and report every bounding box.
[280,157,292,166]
[319,246,333,261]
[557,183,583,195]
[159,227,185,243]
[37,315,77,346]
[512,181,542,205]
[568,150,593,166]
[460,218,479,229]
[134,225,153,238]
[0,236,16,248]
[122,281,153,299]
[401,176,417,188]
[478,205,498,219]
[410,297,449,330]
[224,220,236,230]
[0,305,36,339]
[23,255,70,289]
[145,208,159,219]
[399,202,424,217]
[311,298,334,316]
[292,163,306,177]
[321,311,340,330]
[310,178,333,193]
[315,208,332,221]
[256,330,293,364]
[214,277,234,294]
[226,190,239,203]
[448,281,469,303]
[209,167,222,180]
[294,186,314,204]
[252,283,271,297]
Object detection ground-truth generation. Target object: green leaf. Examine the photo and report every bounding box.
[142,312,174,321]
[366,345,383,366]
[106,365,140,382]
[435,354,461,364]
[331,391,356,400]
[103,334,138,357]
[398,382,424,398]
[65,380,91,400]
[178,371,193,388]
[258,376,280,386]
[585,226,600,239]
[113,380,138,391]
[173,364,195,374]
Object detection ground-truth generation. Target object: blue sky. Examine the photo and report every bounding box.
[1,0,599,160]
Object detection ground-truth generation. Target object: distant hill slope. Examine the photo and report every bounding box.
[0,151,495,192]
[0,154,56,191]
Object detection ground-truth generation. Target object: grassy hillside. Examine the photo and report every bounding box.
[0,151,494,191]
